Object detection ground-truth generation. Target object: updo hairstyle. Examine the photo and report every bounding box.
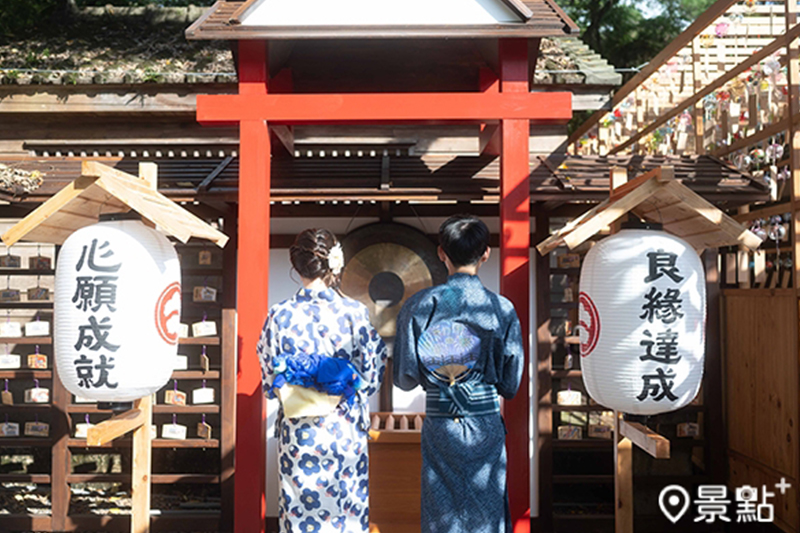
[289,228,339,287]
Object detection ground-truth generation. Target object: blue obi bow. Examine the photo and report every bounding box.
[270,353,364,405]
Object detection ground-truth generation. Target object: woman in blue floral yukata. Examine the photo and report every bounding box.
[258,228,387,533]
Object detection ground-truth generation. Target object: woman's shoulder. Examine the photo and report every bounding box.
[337,294,369,316]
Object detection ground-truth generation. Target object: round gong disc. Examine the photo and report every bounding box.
[340,223,446,337]
[341,243,431,337]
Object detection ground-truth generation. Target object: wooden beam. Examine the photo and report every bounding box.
[138,162,158,191]
[0,175,98,246]
[500,0,533,20]
[270,125,294,155]
[692,38,706,155]
[563,170,663,249]
[608,22,800,155]
[568,0,740,146]
[619,419,671,459]
[661,180,763,250]
[479,67,502,156]
[130,395,153,533]
[196,91,573,124]
[610,166,628,233]
[712,116,792,158]
[86,408,146,447]
[197,155,234,193]
[732,201,792,222]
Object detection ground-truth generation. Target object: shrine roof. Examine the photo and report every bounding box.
[0,6,617,87]
[0,152,767,208]
[185,0,579,41]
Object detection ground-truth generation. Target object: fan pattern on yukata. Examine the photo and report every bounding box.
[258,287,387,533]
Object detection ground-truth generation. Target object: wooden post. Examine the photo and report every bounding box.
[610,167,628,233]
[235,39,270,533]
[131,396,153,533]
[533,207,552,533]
[785,0,800,502]
[614,412,634,533]
[50,363,71,532]
[499,38,531,532]
[692,38,706,155]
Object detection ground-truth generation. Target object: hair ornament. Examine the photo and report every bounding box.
[327,243,344,275]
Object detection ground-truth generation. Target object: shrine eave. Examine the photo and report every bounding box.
[186,0,579,41]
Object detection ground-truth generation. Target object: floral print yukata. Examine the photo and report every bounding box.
[258,287,387,533]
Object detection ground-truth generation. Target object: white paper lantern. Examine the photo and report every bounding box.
[55,215,181,402]
[579,227,706,415]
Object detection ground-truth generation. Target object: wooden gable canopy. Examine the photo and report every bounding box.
[1,161,229,247]
[186,0,579,40]
[537,166,764,254]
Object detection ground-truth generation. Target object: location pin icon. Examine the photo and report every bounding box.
[659,485,690,524]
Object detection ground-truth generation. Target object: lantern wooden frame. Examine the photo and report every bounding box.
[537,165,763,255]
[0,162,228,533]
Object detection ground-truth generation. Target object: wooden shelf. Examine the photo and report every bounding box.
[553,475,614,484]
[171,370,220,380]
[0,473,51,483]
[551,370,582,378]
[178,337,220,346]
[0,437,53,447]
[0,269,55,276]
[182,268,224,276]
[634,475,710,486]
[0,369,52,379]
[551,268,580,275]
[553,513,614,522]
[67,473,220,484]
[153,405,220,414]
[68,438,219,449]
[0,337,52,344]
[553,439,613,449]
[0,302,53,309]
[0,403,52,411]
[552,404,611,412]
[67,404,220,414]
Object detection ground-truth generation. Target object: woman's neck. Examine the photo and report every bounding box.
[301,276,329,291]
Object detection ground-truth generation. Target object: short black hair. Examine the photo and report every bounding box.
[438,214,490,267]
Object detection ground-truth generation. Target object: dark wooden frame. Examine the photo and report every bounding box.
[0,242,237,533]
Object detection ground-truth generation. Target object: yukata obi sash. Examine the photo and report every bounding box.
[268,352,371,430]
[419,320,500,418]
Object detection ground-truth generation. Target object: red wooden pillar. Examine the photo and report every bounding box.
[499,38,531,533]
[235,40,270,533]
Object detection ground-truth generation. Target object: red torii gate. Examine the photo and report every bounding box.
[196,38,571,533]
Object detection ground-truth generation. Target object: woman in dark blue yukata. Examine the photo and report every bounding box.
[393,214,524,533]
[258,229,387,533]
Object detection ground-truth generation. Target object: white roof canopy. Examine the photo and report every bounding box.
[239,0,525,27]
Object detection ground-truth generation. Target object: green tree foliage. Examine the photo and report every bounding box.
[559,0,716,72]
[0,0,214,41]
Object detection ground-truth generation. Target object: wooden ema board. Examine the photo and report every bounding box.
[0,161,228,248]
[536,166,763,255]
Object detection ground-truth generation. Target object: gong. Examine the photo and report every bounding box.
[340,223,447,337]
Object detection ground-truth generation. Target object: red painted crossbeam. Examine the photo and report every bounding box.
[196,92,572,124]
